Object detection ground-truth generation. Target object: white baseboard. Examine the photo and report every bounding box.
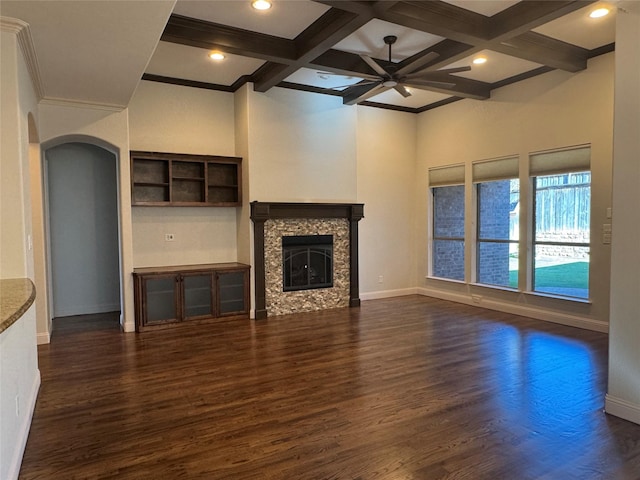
[417,287,608,333]
[36,331,50,345]
[605,394,640,425]
[122,321,135,333]
[360,288,418,301]
[6,370,41,480]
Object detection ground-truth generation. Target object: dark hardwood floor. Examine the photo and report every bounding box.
[20,296,640,479]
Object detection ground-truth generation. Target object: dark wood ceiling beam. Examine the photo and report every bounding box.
[492,32,589,72]
[162,15,297,63]
[254,3,400,92]
[253,8,371,92]
[381,1,490,44]
[489,1,596,41]
[376,1,591,72]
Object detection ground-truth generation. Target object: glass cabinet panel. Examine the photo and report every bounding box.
[218,271,246,315]
[183,273,213,319]
[145,276,178,323]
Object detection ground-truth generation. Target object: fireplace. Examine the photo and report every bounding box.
[282,235,334,291]
[251,202,364,319]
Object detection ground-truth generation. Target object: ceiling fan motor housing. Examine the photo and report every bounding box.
[383,35,398,45]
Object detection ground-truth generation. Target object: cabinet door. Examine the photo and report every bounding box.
[217,270,248,316]
[182,273,213,320]
[143,275,179,325]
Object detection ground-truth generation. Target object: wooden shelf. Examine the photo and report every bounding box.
[131,151,242,207]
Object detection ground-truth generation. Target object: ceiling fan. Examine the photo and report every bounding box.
[324,35,471,104]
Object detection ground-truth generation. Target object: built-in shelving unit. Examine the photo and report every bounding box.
[133,263,250,332]
[130,151,242,206]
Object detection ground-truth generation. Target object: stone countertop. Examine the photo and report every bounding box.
[0,278,36,334]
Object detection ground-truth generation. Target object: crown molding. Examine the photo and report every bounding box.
[1,16,45,100]
[39,97,125,112]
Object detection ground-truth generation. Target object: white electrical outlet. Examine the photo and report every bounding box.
[378,275,383,283]
[472,294,482,305]
[165,233,175,242]
[15,395,20,417]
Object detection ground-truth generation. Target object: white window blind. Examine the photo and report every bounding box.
[429,164,465,187]
[530,145,590,176]
[472,156,519,182]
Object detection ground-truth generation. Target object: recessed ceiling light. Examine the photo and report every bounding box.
[209,52,225,61]
[589,7,610,18]
[473,57,488,65]
[252,0,272,10]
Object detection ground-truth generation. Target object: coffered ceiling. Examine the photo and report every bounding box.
[0,1,616,112]
[147,0,617,112]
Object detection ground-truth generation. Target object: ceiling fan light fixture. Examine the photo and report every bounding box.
[252,0,272,11]
[382,79,398,87]
[209,52,225,61]
[589,7,610,18]
[473,56,487,65]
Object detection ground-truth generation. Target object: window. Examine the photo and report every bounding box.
[530,147,591,299]
[474,157,519,288]
[430,165,465,281]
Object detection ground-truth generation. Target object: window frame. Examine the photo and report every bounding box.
[475,178,519,289]
[528,145,591,300]
[428,164,466,282]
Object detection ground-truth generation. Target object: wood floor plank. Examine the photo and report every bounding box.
[19,296,640,479]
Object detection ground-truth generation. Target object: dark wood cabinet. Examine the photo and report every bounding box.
[133,263,250,331]
[130,151,242,206]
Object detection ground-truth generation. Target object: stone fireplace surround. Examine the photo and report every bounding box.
[250,202,364,319]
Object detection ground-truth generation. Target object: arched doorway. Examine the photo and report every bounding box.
[45,142,121,321]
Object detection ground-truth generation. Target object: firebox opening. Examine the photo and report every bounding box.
[282,235,333,292]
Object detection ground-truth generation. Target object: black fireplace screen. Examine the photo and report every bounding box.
[282,235,333,291]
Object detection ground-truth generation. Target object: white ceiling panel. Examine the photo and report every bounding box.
[0,0,176,107]
[285,68,364,90]
[444,50,543,84]
[333,19,444,62]
[533,3,616,50]
[442,0,520,16]
[172,0,329,39]
[147,41,265,85]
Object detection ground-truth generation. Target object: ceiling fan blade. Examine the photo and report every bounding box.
[343,83,388,105]
[405,79,456,89]
[329,80,379,90]
[394,84,412,98]
[404,65,471,79]
[316,71,381,82]
[396,51,440,76]
[360,54,390,77]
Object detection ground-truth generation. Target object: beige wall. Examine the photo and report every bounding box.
[356,106,418,296]
[246,87,357,203]
[606,3,640,425]
[131,207,238,267]
[128,81,239,269]
[0,26,40,480]
[128,81,235,156]
[1,30,27,278]
[38,103,135,331]
[415,53,614,330]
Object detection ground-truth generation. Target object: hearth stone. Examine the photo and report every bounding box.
[265,218,350,316]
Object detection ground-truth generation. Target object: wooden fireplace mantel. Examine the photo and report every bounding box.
[250,202,364,319]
